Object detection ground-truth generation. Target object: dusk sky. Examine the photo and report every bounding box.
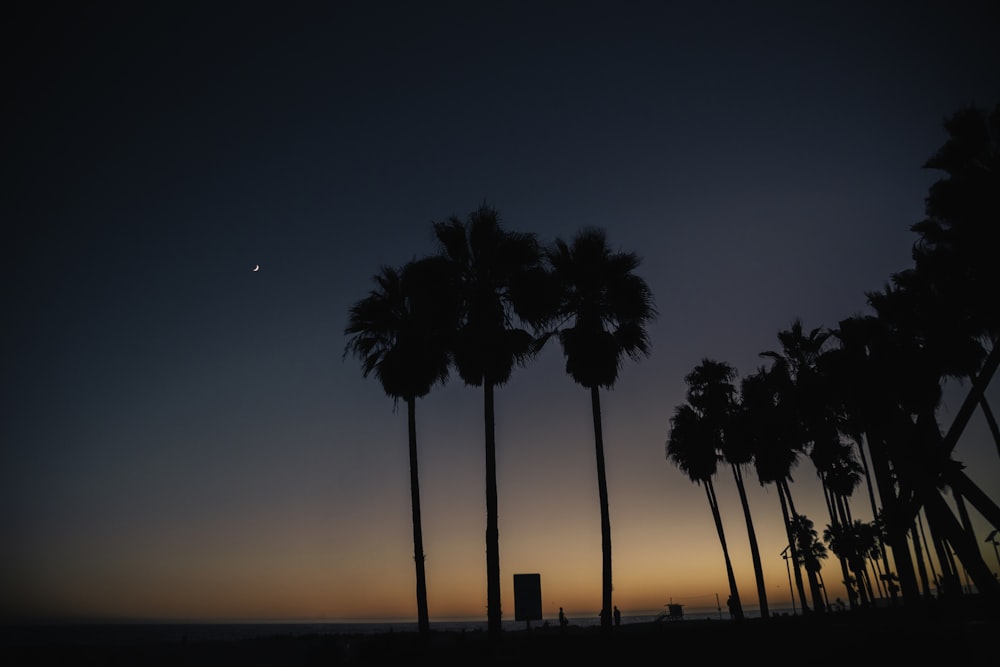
[3,1,999,623]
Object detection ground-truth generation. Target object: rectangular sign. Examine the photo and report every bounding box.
[513,573,542,621]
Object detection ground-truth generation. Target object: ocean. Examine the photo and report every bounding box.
[1,605,796,648]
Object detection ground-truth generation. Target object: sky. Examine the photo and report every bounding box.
[3,1,999,623]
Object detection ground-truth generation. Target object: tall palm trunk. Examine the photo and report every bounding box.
[484,382,502,639]
[730,463,768,619]
[706,479,743,619]
[828,494,858,609]
[916,513,938,595]
[978,394,1000,461]
[855,434,897,603]
[406,398,430,634]
[911,408,1000,598]
[822,480,854,607]
[866,420,922,602]
[777,481,810,613]
[786,491,825,613]
[854,558,872,607]
[924,489,1000,596]
[590,386,614,632]
[954,493,976,552]
[923,500,961,595]
[859,558,876,606]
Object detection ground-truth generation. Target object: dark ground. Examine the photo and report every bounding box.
[4,598,997,666]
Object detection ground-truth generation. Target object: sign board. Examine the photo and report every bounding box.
[513,573,542,622]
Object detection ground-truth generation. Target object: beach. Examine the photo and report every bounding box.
[4,598,997,666]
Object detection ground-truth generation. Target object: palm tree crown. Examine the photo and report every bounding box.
[432,205,548,388]
[344,258,457,401]
[543,227,656,388]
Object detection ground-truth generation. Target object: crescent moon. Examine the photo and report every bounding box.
[253,264,260,272]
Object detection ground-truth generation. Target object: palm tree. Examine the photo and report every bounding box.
[790,514,828,610]
[891,104,1000,601]
[817,324,899,603]
[666,403,744,621]
[823,519,876,607]
[721,401,774,620]
[740,365,812,613]
[817,447,864,605]
[431,204,548,639]
[867,282,1000,600]
[687,359,767,619]
[343,256,458,634]
[539,227,656,631]
[759,320,831,614]
[767,107,1000,614]
[804,342,865,607]
[912,103,1000,343]
[827,314,914,602]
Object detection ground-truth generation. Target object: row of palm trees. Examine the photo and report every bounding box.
[344,103,998,636]
[344,210,656,638]
[667,103,1000,617]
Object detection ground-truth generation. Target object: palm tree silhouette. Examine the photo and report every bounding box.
[826,314,916,601]
[865,282,998,600]
[823,518,877,607]
[343,257,458,634]
[813,440,865,608]
[699,363,772,620]
[685,359,765,620]
[817,324,898,606]
[666,401,744,621]
[912,104,999,344]
[739,364,812,613]
[539,227,656,632]
[431,204,548,640]
[797,343,869,609]
[789,513,828,610]
[883,103,1000,602]
[759,321,831,614]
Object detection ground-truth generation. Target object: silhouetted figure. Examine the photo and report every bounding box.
[727,595,735,619]
[613,605,621,626]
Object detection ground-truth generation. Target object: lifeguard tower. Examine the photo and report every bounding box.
[656,599,684,621]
